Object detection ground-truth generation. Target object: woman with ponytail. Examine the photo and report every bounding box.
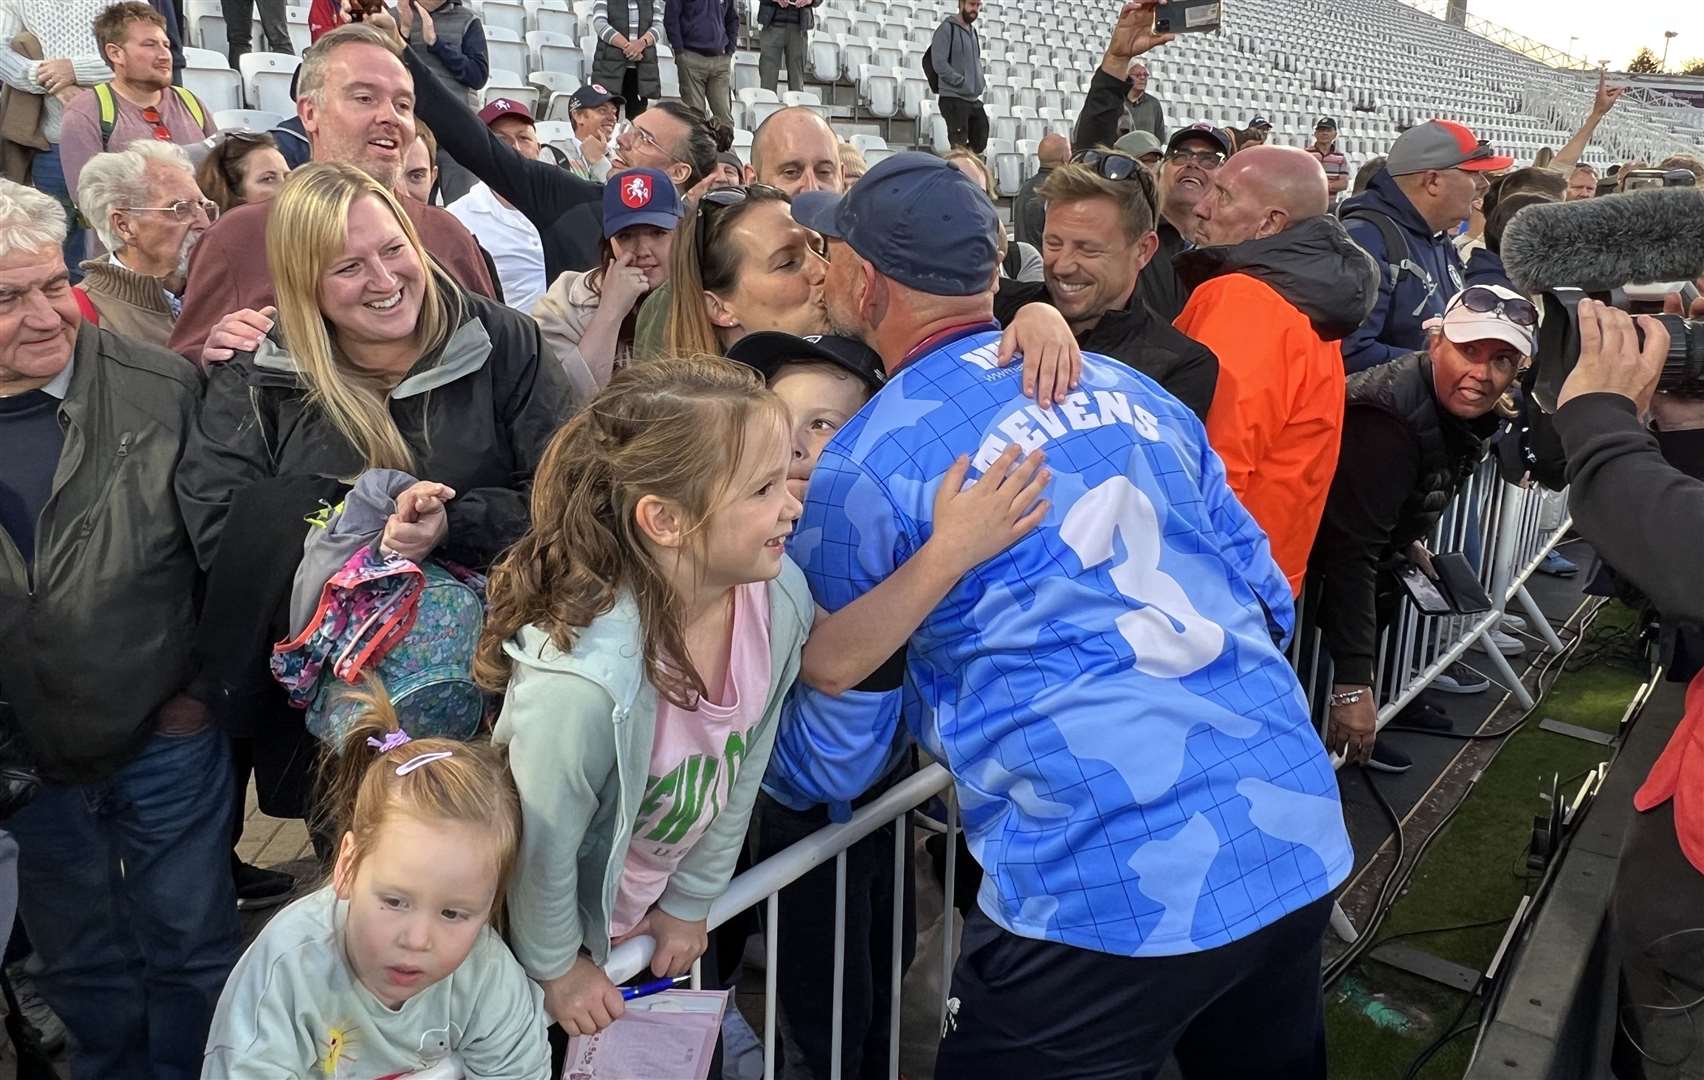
[204,686,549,1077]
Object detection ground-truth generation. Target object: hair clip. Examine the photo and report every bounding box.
[396,750,454,776]
[366,730,412,754]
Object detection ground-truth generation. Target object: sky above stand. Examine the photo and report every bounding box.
[1478,1,1699,72]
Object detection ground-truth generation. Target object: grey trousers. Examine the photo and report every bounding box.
[221,0,292,64]
[676,49,735,129]
[759,23,807,94]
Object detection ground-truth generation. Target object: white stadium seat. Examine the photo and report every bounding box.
[237,52,298,114]
[213,108,284,132]
[184,65,244,113]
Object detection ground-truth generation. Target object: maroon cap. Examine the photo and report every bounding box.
[477,97,534,126]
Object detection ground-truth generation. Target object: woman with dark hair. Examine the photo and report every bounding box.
[196,131,292,215]
[533,168,684,407]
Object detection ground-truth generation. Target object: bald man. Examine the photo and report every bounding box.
[1173,145,1381,595]
[1012,131,1070,248]
[747,105,843,197]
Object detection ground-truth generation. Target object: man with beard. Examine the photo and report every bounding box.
[167,22,496,362]
[58,2,216,195]
[1175,144,1379,600]
[73,141,212,348]
[931,0,986,153]
[1072,3,1223,322]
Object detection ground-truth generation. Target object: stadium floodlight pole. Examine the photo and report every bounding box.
[1663,30,1679,70]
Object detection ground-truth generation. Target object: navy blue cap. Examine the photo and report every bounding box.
[790,151,998,297]
[603,168,682,237]
[571,81,625,111]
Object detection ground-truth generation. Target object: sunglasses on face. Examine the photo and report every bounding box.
[1072,149,1144,182]
[121,198,220,224]
[1451,285,1537,327]
[1166,147,1225,170]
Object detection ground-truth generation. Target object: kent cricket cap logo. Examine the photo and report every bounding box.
[621,173,653,208]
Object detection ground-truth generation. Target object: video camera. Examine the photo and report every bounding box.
[1501,184,1704,411]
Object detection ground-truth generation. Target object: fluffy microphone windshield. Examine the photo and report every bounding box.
[1501,187,1704,295]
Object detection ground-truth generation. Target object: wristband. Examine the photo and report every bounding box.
[1329,688,1369,707]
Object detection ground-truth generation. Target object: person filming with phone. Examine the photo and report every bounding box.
[1311,285,1535,769]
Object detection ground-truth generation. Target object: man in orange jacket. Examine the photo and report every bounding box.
[1173,145,1379,595]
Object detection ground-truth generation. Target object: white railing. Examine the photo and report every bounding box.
[605,465,1576,1080]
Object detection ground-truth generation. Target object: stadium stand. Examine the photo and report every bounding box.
[179,0,1704,194]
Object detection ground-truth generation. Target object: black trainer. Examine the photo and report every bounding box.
[1367,742,1413,774]
[234,860,296,911]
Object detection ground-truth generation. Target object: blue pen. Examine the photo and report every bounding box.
[620,974,691,1002]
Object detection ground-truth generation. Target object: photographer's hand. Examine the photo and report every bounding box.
[1556,299,1670,415]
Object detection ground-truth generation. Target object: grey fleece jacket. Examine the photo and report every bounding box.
[930,16,983,101]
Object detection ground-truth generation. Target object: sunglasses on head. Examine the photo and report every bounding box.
[1452,285,1537,327]
[695,184,786,258]
[1072,149,1144,182]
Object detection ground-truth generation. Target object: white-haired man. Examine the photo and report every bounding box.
[0,177,238,1079]
[74,140,214,348]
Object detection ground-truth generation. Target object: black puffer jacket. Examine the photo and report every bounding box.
[176,281,571,574]
[1174,214,1381,342]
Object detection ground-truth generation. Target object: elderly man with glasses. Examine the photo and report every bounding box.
[74,140,214,347]
[1338,119,1514,373]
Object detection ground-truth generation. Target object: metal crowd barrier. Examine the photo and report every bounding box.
[604,464,1577,1080]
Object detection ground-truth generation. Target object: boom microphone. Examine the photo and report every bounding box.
[1501,187,1704,296]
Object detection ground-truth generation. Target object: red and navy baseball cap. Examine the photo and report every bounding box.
[571,82,625,111]
[791,151,998,297]
[1166,121,1232,158]
[1387,120,1513,175]
[477,97,533,126]
[603,167,683,236]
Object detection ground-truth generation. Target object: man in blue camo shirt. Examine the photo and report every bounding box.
[772,150,1354,1079]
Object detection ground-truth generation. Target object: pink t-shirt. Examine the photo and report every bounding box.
[608,582,772,938]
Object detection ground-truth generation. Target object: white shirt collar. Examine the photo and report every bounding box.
[40,357,75,400]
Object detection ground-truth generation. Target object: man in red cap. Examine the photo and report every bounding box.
[446,97,547,310]
[1338,118,1512,373]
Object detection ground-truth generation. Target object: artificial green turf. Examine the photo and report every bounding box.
[1324,604,1647,1078]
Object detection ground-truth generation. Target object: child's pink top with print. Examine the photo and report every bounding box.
[607,582,773,938]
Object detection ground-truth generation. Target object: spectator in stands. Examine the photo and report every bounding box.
[839,140,867,184]
[1175,144,1379,595]
[1012,131,1068,249]
[1339,119,1511,373]
[0,176,240,1080]
[74,140,213,347]
[1305,116,1348,201]
[994,153,1218,419]
[447,97,548,311]
[1566,163,1597,201]
[757,0,817,95]
[1234,116,1271,150]
[391,0,487,201]
[1550,70,1625,180]
[1464,189,1551,294]
[533,167,681,407]
[561,82,622,181]
[170,22,496,362]
[0,0,141,276]
[196,130,291,215]
[1117,59,1165,141]
[784,150,1352,1080]
[665,0,738,130]
[706,149,742,188]
[931,0,986,154]
[177,161,570,580]
[1659,153,1704,184]
[1112,129,1163,171]
[222,0,292,67]
[59,2,216,196]
[1311,286,1533,768]
[398,116,438,201]
[1351,155,1385,196]
[745,105,840,193]
[401,7,720,281]
[589,0,659,118]
[946,147,1041,282]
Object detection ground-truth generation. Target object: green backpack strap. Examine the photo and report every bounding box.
[95,83,210,151]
